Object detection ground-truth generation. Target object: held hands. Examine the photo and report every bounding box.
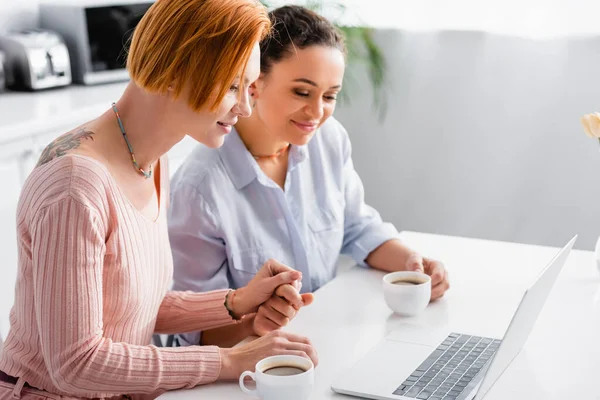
[253,284,314,336]
[229,259,304,318]
[218,259,318,381]
[405,253,450,301]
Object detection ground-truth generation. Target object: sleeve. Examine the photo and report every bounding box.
[167,182,231,345]
[154,289,236,334]
[32,197,226,396]
[338,126,400,267]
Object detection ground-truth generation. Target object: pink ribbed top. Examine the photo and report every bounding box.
[0,155,236,399]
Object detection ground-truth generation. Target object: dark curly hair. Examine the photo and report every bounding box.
[260,5,346,75]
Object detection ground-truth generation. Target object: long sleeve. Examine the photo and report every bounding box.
[155,289,236,334]
[31,196,225,396]
[338,128,400,266]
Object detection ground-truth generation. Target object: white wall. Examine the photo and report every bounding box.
[5,0,600,37]
[0,0,40,32]
[334,29,600,251]
[266,0,600,38]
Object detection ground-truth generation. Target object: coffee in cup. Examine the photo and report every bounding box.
[239,355,314,400]
[383,271,431,316]
[262,366,307,376]
[390,277,427,286]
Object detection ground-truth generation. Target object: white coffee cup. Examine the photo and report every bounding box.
[239,355,314,400]
[383,271,431,316]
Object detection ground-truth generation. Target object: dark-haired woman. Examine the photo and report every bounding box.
[168,5,450,348]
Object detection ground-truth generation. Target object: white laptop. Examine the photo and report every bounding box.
[331,235,577,400]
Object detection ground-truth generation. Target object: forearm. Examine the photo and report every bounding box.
[201,315,256,347]
[155,290,236,334]
[43,337,223,395]
[365,239,419,272]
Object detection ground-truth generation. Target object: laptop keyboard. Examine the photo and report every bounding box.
[393,333,501,400]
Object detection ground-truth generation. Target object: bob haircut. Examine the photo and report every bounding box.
[127,0,271,112]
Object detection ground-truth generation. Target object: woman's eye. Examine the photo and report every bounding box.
[230,85,240,92]
[325,95,337,101]
[294,90,309,97]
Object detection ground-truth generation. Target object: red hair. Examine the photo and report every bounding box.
[128,0,270,111]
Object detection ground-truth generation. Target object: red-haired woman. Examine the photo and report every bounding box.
[0,1,316,399]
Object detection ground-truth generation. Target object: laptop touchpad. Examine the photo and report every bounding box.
[386,324,450,347]
[332,338,435,398]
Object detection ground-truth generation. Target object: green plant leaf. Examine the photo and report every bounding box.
[339,25,388,119]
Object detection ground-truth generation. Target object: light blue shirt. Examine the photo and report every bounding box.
[168,117,399,344]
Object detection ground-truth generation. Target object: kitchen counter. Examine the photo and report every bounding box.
[0,81,128,145]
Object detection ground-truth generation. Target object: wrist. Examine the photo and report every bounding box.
[224,290,239,320]
[242,313,257,337]
[231,287,250,318]
[218,347,238,380]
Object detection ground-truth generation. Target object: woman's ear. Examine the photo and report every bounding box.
[250,73,267,99]
[249,81,259,99]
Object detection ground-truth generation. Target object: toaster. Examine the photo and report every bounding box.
[0,29,72,91]
[40,0,154,85]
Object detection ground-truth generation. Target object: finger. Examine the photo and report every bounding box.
[267,270,302,290]
[405,253,424,273]
[274,283,295,297]
[275,284,302,301]
[431,278,450,300]
[275,284,303,308]
[254,315,281,336]
[278,350,319,367]
[279,350,311,363]
[259,303,290,326]
[277,330,313,346]
[300,293,314,307]
[264,259,298,277]
[279,342,319,367]
[429,264,445,286]
[267,296,297,319]
[286,279,302,292]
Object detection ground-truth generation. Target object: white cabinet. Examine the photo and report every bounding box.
[0,130,59,341]
[0,145,32,341]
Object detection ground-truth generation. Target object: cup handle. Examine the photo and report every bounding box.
[239,370,257,396]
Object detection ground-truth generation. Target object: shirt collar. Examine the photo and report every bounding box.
[289,142,309,167]
[218,127,311,189]
[218,128,259,190]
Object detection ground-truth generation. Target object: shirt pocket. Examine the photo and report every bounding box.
[308,191,345,230]
[307,197,345,281]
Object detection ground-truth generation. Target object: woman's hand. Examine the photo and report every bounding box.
[230,259,304,318]
[218,330,318,380]
[253,284,315,336]
[405,253,450,301]
[366,239,450,301]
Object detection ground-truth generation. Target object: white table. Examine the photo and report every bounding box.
[159,231,600,400]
